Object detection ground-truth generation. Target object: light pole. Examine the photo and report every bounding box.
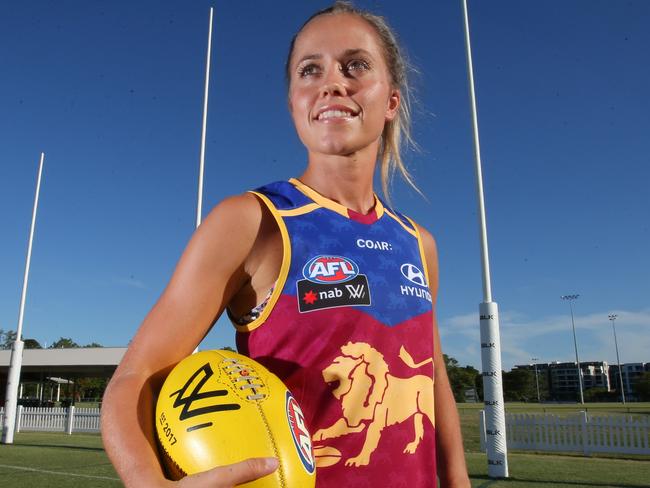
[561,294,584,404]
[608,314,625,404]
[532,357,541,403]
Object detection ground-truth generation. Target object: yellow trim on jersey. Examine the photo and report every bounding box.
[290,178,348,217]
[403,215,435,430]
[384,208,418,237]
[233,191,291,333]
[278,203,320,217]
[404,215,430,288]
[374,197,385,219]
[289,177,384,221]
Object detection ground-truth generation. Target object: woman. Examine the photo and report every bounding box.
[102,2,470,487]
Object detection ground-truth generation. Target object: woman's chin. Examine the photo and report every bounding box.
[310,139,371,158]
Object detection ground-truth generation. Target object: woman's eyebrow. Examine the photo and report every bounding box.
[296,48,374,66]
[296,53,322,65]
[342,48,373,58]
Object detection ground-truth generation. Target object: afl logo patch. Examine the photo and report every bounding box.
[303,255,359,284]
[400,263,427,287]
[285,391,315,474]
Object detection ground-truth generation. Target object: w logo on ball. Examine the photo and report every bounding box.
[400,263,426,286]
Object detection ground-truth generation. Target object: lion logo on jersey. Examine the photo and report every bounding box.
[312,342,434,467]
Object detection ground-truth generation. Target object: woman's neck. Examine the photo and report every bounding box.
[299,146,378,215]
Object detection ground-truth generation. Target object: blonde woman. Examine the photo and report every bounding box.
[102,2,470,487]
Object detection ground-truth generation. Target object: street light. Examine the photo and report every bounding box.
[609,314,626,404]
[532,357,541,403]
[561,294,584,404]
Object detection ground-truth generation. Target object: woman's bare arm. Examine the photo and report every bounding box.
[101,193,278,487]
[418,224,471,488]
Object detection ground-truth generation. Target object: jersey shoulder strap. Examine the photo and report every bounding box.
[250,180,312,211]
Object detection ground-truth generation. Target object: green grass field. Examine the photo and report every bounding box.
[0,403,648,487]
[0,432,120,487]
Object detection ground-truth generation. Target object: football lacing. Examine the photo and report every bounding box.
[223,357,267,400]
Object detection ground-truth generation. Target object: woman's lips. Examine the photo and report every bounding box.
[315,105,359,122]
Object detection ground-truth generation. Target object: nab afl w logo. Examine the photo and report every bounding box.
[297,255,371,312]
[400,263,426,286]
[303,255,359,284]
[285,391,315,474]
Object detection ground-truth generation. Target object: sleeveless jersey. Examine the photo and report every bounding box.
[234,179,436,487]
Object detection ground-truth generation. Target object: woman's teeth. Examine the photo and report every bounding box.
[318,110,356,120]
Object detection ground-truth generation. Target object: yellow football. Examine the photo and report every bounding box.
[155,349,316,487]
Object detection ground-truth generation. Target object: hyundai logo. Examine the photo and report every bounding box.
[400,263,426,286]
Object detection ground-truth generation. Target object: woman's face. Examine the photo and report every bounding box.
[288,13,400,159]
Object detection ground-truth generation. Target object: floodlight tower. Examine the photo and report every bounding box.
[460,0,508,478]
[608,314,625,404]
[532,357,541,403]
[561,294,584,404]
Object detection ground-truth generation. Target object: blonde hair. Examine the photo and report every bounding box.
[286,1,419,203]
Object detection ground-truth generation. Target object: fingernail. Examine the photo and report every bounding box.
[265,457,279,470]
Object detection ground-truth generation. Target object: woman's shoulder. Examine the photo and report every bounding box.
[207,191,264,222]
[205,179,298,221]
[200,183,289,243]
[197,192,269,247]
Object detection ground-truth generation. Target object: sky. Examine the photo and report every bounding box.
[1,1,648,371]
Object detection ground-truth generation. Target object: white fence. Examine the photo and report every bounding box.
[480,410,650,455]
[0,406,100,434]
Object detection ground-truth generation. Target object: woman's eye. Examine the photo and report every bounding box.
[345,59,370,73]
[298,64,321,77]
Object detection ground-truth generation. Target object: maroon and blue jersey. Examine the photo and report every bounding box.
[233,178,436,487]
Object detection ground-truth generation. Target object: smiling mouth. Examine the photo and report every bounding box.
[316,109,359,122]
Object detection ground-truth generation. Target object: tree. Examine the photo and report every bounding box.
[584,387,616,402]
[474,371,484,401]
[1,331,44,349]
[84,342,103,348]
[634,372,650,401]
[444,354,481,402]
[76,377,109,400]
[0,329,17,349]
[49,337,79,349]
[502,368,536,402]
[24,338,42,349]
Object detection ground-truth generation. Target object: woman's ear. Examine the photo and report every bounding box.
[385,88,400,122]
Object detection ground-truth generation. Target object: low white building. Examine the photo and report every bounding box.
[0,347,126,404]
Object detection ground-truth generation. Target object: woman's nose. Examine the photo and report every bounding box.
[320,66,348,98]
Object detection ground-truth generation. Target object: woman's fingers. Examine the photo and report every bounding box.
[177,457,279,487]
